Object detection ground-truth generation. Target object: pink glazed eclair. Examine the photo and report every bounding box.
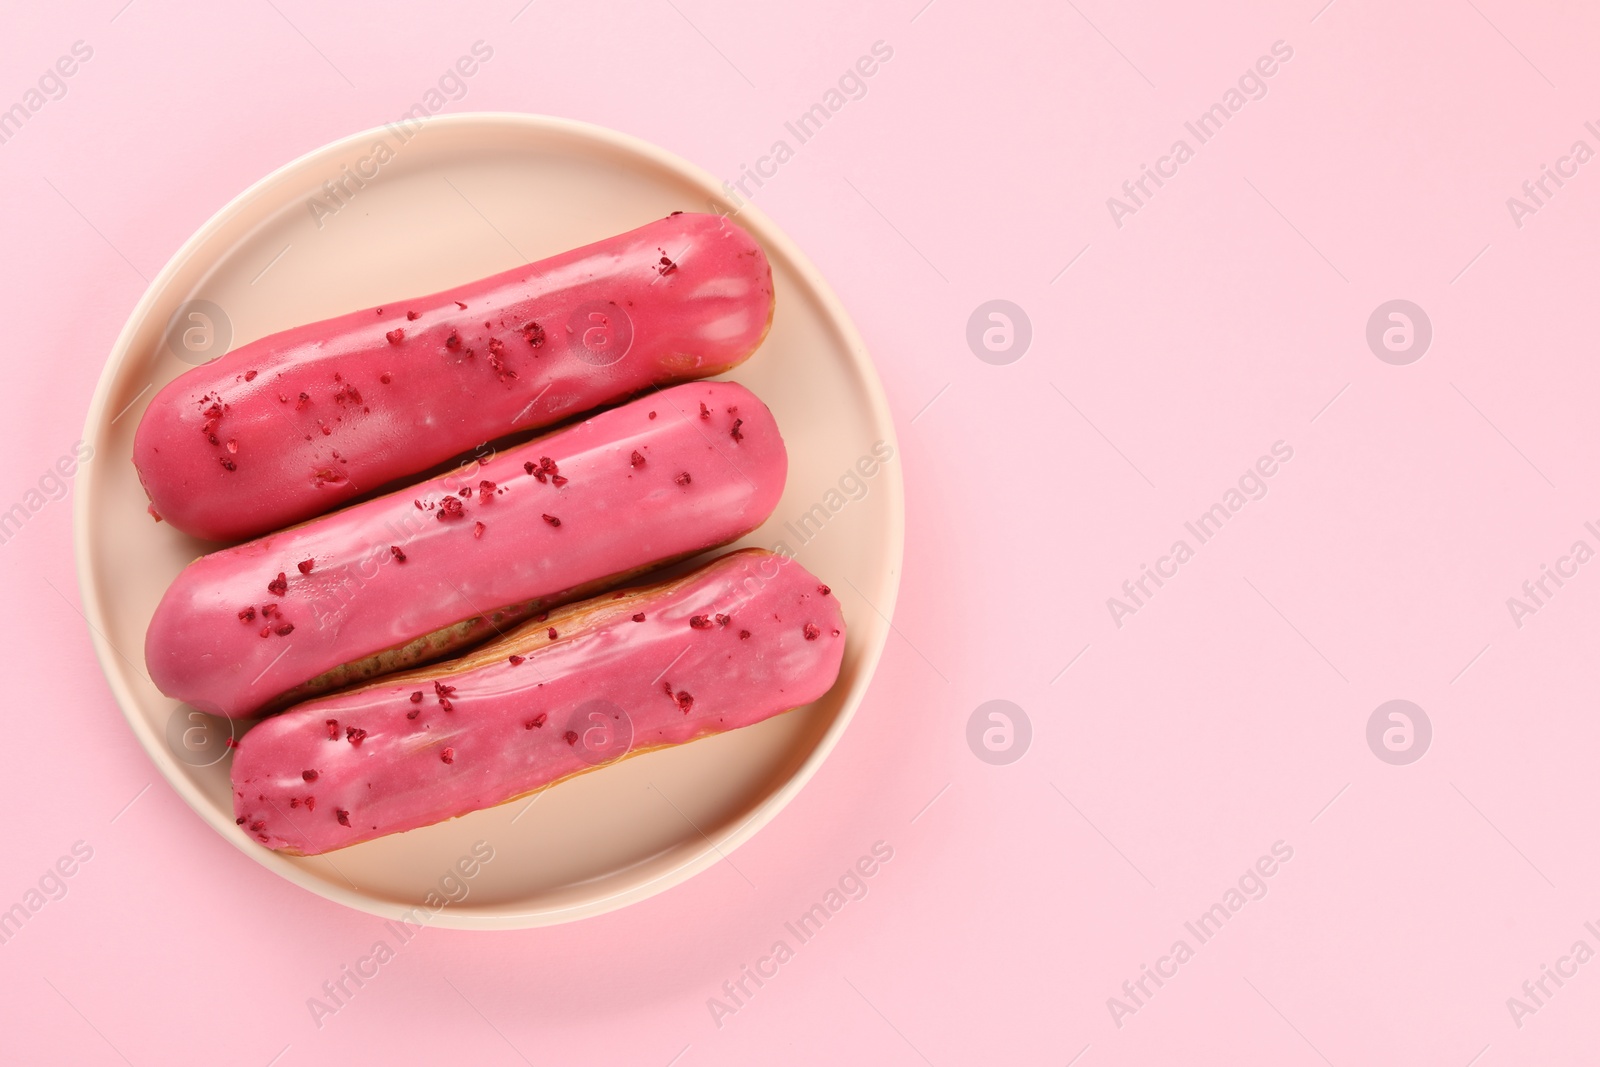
[146,382,784,719]
[231,550,845,855]
[134,212,774,541]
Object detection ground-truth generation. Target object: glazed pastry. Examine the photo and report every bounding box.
[134,212,774,540]
[146,382,783,719]
[230,549,845,855]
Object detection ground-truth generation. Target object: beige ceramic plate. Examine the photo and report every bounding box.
[75,114,902,927]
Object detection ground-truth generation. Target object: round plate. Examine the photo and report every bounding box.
[75,114,903,927]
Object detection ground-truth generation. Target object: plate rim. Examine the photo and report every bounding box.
[72,111,905,928]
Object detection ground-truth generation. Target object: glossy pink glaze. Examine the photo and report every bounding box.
[146,382,784,718]
[230,550,844,854]
[134,213,774,541]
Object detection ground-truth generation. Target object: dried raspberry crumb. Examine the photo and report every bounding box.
[238,607,256,623]
[325,719,340,740]
[699,402,711,419]
[224,736,237,749]
[148,504,163,523]
[690,615,713,630]
[535,612,548,622]
[730,419,744,442]
[259,626,271,638]
[542,514,561,527]
[302,770,319,782]
[440,748,455,764]
[244,370,257,381]
[267,573,287,596]
[406,310,419,320]
[275,622,295,636]
[509,654,524,665]
[220,458,237,472]
[409,691,423,703]
[304,797,316,811]
[727,405,739,415]
[345,726,366,745]
[261,603,280,618]
[818,585,831,596]
[380,373,392,384]
[336,809,350,826]
[479,479,497,496]
[236,816,246,825]
[675,690,694,713]
[528,713,547,729]
[390,545,407,563]
[446,331,461,349]
[831,628,841,636]
[474,521,486,539]
[455,300,467,309]
[739,629,751,640]
[630,450,645,468]
[386,328,405,345]
[297,559,315,575]
[663,680,674,697]
[523,461,536,475]
[547,627,558,640]
[675,472,692,486]
[437,495,465,520]
[715,614,731,626]
[648,410,657,420]
[803,623,821,640]
[632,613,645,622]
[564,730,578,746]
[406,708,420,720]
[289,797,299,807]
[250,820,264,832]
[435,681,456,699]
[522,321,545,347]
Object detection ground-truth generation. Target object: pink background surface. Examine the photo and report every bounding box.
[3,0,1597,1063]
